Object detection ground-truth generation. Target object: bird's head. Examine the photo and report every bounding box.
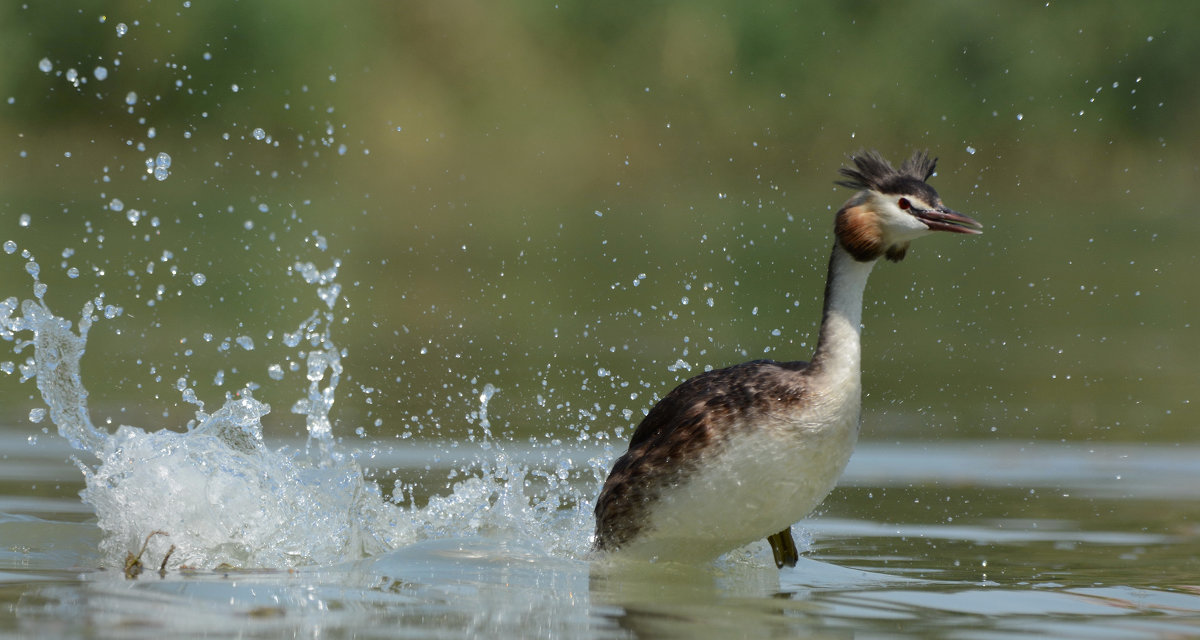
[833,150,982,262]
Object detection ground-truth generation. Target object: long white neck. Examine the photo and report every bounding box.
[809,242,876,389]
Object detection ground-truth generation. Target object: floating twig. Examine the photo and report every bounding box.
[158,544,176,577]
[123,530,169,580]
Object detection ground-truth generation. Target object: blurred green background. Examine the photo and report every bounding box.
[0,2,1197,446]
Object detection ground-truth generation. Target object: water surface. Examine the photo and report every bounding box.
[3,434,1197,638]
[3,3,1199,638]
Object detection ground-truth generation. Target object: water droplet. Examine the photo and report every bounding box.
[192,273,206,286]
[236,336,255,351]
[267,364,285,380]
[317,284,341,309]
[93,66,108,81]
[109,198,124,212]
[116,22,128,37]
[37,58,52,73]
[125,91,137,106]
[28,408,45,424]
[667,359,692,372]
[252,127,266,140]
[966,145,976,155]
[126,209,141,224]
[3,240,16,254]
[65,68,79,86]
[231,83,239,93]
[18,214,30,227]
[150,152,171,181]
[1016,113,1024,121]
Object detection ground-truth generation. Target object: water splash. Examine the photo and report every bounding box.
[79,394,403,567]
[2,255,601,569]
[1,260,403,567]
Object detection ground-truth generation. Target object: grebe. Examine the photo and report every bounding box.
[593,149,982,568]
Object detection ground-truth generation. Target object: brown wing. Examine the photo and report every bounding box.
[593,359,811,550]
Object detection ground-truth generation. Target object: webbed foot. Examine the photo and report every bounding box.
[766,526,798,569]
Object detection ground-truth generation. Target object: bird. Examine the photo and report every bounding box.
[592,149,982,568]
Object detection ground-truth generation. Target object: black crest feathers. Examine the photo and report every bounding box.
[835,150,938,195]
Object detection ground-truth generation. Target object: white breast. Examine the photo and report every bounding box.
[613,387,861,564]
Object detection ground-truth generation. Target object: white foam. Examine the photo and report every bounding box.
[3,261,601,570]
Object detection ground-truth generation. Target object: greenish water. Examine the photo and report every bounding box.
[2,436,1198,638]
[2,2,1199,637]
[3,1,1198,444]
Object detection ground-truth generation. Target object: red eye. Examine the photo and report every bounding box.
[898,198,910,210]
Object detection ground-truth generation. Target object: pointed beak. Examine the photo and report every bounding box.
[915,206,983,235]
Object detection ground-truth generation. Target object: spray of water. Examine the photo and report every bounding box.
[1,249,601,569]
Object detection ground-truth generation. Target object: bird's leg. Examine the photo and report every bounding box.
[766,527,799,569]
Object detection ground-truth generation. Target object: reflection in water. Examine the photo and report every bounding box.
[4,433,1200,637]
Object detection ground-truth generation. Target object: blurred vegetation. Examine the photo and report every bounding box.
[0,1,1197,445]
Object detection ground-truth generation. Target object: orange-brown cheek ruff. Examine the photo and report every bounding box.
[835,204,898,262]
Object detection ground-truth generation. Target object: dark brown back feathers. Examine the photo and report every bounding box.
[593,359,811,551]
